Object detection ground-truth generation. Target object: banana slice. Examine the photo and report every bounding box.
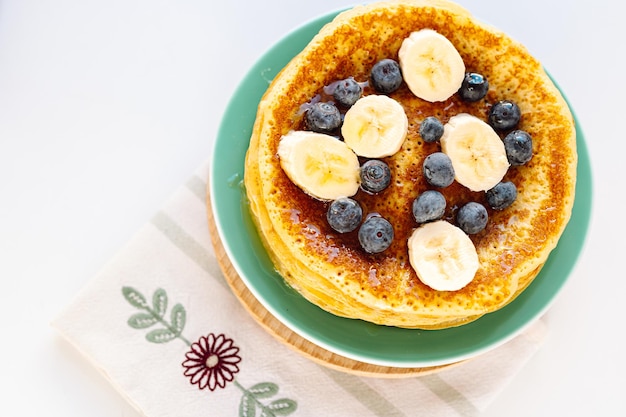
[277,130,360,200]
[440,113,510,192]
[341,95,408,158]
[408,220,479,292]
[398,29,465,102]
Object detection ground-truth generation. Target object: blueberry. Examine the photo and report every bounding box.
[458,72,489,102]
[423,152,455,188]
[327,197,363,233]
[370,59,403,94]
[457,202,488,234]
[503,130,533,165]
[412,190,446,223]
[360,160,391,194]
[488,100,521,131]
[419,116,444,143]
[486,181,518,210]
[358,215,394,254]
[305,102,341,133]
[333,78,363,107]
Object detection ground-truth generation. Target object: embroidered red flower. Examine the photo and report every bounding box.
[182,333,242,391]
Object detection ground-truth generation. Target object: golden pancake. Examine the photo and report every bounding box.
[244,0,576,329]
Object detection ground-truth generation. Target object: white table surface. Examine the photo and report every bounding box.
[1,0,622,415]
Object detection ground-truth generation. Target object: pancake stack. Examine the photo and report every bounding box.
[243,0,576,329]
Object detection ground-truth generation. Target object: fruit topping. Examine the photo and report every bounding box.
[407,220,479,291]
[277,131,360,200]
[458,72,489,102]
[360,159,391,194]
[488,100,521,131]
[342,95,408,158]
[358,215,394,254]
[327,197,363,233]
[412,190,446,223]
[503,129,533,165]
[284,29,534,272]
[486,181,518,210]
[456,202,489,234]
[423,152,455,188]
[329,77,363,107]
[440,113,509,192]
[305,101,342,133]
[419,116,445,143]
[398,29,465,102]
[369,58,403,94]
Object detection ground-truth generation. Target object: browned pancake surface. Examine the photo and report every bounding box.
[244,0,576,328]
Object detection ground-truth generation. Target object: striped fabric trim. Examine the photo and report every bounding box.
[185,175,207,203]
[320,367,409,417]
[420,374,479,417]
[150,210,228,290]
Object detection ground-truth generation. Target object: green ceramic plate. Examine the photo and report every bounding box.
[210,10,592,368]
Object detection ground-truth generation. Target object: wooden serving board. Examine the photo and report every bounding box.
[206,191,460,377]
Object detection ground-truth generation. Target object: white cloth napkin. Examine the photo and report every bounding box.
[53,160,547,417]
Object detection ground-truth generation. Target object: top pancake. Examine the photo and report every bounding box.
[244,0,576,328]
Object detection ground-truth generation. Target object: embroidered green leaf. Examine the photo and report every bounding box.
[122,286,191,345]
[146,328,177,343]
[249,382,279,399]
[152,288,168,318]
[170,303,186,335]
[235,381,297,417]
[127,313,158,329]
[239,393,256,417]
[122,287,149,309]
[266,399,297,416]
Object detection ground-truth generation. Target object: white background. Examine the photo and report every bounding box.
[1,0,623,416]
